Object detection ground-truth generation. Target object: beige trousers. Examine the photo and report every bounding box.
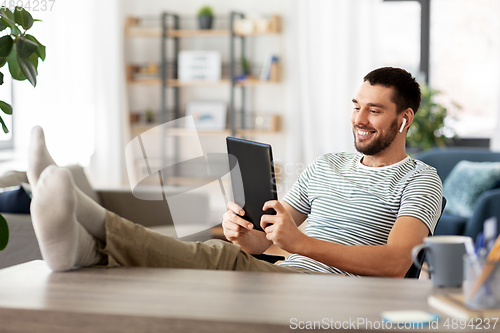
[97,211,312,274]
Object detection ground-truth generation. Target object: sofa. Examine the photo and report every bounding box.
[416,148,500,240]
[0,166,211,269]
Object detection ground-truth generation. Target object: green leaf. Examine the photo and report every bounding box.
[0,18,21,35]
[0,35,13,57]
[14,8,33,30]
[1,8,15,22]
[17,54,36,86]
[28,51,38,74]
[0,115,8,133]
[0,100,12,115]
[7,50,26,81]
[25,34,45,61]
[16,36,37,58]
[0,11,21,35]
[0,57,7,68]
[0,71,3,85]
[0,213,9,251]
[0,19,7,31]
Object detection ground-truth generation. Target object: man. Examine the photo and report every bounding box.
[28,67,442,277]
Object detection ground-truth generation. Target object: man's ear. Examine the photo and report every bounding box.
[402,108,415,132]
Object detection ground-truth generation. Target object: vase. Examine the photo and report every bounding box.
[198,16,213,30]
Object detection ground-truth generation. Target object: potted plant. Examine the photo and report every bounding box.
[0,7,46,252]
[197,6,214,30]
[406,83,459,153]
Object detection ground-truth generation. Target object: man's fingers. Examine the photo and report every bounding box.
[224,229,245,241]
[226,210,253,230]
[260,214,276,230]
[227,201,245,216]
[262,200,287,214]
[224,219,248,232]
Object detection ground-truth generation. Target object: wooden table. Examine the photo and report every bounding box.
[0,260,474,332]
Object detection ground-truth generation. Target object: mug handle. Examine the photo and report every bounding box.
[411,243,430,272]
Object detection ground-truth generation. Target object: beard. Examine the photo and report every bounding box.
[353,118,399,156]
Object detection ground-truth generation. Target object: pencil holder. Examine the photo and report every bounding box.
[463,256,500,309]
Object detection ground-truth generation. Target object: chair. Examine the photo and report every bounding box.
[255,197,447,278]
[404,197,447,278]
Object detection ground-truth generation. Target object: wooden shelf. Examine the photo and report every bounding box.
[130,125,279,137]
[128,78,279,87]
[125,16,281,38]
[169,79,231,87]
[128,78,231,86]
[235,78,279,86]
[126,28,279,39]
[168,30,230,38]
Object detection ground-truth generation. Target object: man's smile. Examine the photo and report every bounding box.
[355,128,376,140]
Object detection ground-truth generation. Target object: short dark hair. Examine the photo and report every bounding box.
[363,67,421,115]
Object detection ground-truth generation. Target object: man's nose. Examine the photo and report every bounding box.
[354,109,369,126]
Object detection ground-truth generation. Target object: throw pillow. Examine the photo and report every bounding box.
[443,160,500,218]
[0,171,29,188]
[0,184,32,214]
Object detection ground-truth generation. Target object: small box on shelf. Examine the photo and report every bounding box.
[179,51,222,81]
[233,15,281,35]
[126,64,161,84]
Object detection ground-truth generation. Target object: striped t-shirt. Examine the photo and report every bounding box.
[279,152,443,276]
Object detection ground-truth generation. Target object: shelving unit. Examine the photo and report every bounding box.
[124,12,282,184]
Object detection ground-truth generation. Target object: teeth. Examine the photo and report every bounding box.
[358,130,372,136]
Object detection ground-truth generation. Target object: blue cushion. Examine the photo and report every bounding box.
[0,185,31,214]
[443,161,500,218]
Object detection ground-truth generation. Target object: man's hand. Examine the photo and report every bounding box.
[260,200,308,253]
[222,202,254,242]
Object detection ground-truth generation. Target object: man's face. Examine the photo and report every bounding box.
[351,82,400,156]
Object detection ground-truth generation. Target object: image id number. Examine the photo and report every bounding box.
[1,0,56,12]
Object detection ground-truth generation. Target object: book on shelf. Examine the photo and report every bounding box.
[428,294,500,320]
[260,54,279,82]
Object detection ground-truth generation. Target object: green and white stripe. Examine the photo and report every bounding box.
[279,152,443,276]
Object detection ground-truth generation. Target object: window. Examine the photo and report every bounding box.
[377,0,499,141]
[0,73,13,150]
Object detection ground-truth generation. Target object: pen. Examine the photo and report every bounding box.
[475,232,484,256]
[468,232,500,298]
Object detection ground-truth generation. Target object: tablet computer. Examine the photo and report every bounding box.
[226,137,278,231]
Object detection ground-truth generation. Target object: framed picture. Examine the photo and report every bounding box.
[185,101,227,130]
[178,51,222,81]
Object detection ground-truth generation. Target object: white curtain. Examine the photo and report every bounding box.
[493,110,500,151]
[12,0,127,186]
[283,0,378,171]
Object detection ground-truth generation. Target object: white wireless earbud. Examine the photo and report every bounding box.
[399,118,407,133]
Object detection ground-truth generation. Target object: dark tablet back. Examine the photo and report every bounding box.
[226,137,278,231]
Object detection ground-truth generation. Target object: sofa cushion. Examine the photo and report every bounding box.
[434,213,467,236]
[0,171,29,188]
[0,185,31,214]
[0,166,100,205]
[443,160,500,218]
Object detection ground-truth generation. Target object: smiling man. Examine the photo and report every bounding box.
[223,67,442,277]
[28,67,442,277]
